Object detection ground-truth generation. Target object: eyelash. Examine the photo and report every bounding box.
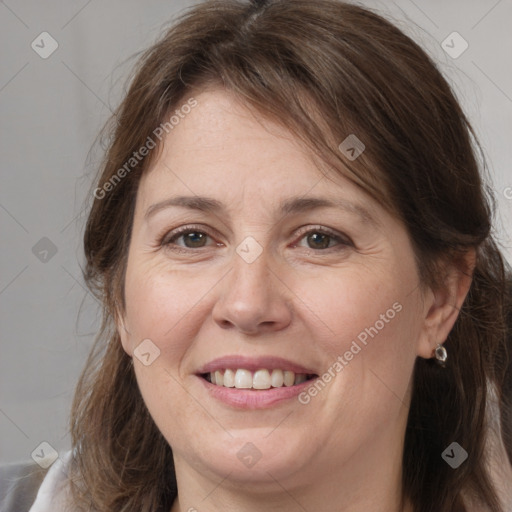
[159,224,353,254]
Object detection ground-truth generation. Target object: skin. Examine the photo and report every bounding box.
[116,89,474,512]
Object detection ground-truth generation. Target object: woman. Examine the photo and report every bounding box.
[25,0,512,510]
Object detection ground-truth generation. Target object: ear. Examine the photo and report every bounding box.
[416,249,476,359]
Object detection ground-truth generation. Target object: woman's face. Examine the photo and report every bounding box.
[117,88,436,489]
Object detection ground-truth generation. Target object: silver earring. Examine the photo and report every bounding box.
[434,343,447,367]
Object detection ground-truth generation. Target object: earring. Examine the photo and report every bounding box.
[434,343,447,367]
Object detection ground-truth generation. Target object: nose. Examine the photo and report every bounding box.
[211,244,293,336]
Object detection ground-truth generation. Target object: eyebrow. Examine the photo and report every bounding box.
[144,195,379,227]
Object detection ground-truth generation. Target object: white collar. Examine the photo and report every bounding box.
[29,450,74,512]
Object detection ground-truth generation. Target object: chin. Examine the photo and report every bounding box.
[182,430,315,485]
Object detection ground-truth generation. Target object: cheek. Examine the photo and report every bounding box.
[123,263,213,446]
[295,264,416,357]
[296,276,418,445]
[122,256,228,368]
[294,260,421,417]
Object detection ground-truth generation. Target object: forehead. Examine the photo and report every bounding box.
[157,90,322,176]
[138,89,370,209]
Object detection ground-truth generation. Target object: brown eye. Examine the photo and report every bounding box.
[295,227,352,252]
[305,232,333,250]
[177,231,208,248]
[161,226,214,252]
[160,225,352,254]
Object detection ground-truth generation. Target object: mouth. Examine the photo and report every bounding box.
[195,356,319,408]
[200,368,318,390]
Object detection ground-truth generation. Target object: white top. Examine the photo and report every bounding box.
[29,450,74,512]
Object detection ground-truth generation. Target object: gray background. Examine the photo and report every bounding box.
[1,0,511,464]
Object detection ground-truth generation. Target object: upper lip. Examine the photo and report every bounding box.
[197,355,317,375]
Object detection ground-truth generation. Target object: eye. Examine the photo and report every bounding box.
[293,225,352,252]
[160,224,352,254]
[161,225,214,251]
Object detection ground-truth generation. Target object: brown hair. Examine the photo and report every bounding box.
[69,1,512,510]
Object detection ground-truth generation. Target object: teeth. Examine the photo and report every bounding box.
[271,369,284,387]
[207,368,312,389]
[283,370,295,387]
[235,369,253,389]
[294,373,308,385]
[223,369,235,387]
[253,369,271,390]
[214,370,224,386]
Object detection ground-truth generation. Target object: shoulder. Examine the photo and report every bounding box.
[481,383,512,511]
[28,450,75,512]
[0,457,48,512]
[0,450,75,512]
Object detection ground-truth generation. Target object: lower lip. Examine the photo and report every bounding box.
[197,376,316,409]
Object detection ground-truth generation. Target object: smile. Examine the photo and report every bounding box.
[202,368,317,389]
[196,355,319,408]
